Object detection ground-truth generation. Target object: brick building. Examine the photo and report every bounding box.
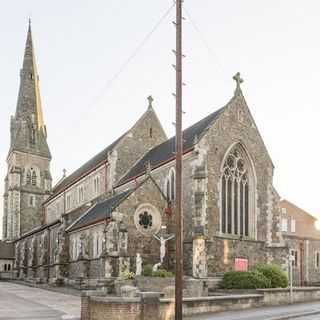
[3,24,319,287]
[280,199,320,285]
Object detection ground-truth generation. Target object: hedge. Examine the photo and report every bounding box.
[220,271,271,289]
[254,264,288,288]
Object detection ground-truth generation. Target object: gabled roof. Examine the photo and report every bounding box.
[46,134,125,202]
[117,105,226,186]
[280,199,317,221]
[67,189,133,232]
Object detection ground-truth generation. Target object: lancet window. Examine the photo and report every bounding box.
[26,170,31,185]
[220,144,253,237]
[165,168,176,202]
[31,170,37,186]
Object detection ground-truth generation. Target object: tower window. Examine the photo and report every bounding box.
[26,170,31,185]
[31,170,37,186]
[149,127,153,138]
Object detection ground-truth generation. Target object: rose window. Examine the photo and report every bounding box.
[139,211,153,229]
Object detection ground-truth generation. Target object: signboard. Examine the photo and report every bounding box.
[235,258,248,272]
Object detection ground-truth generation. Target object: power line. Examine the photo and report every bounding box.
[183,6,226,76]
[88,3,175,109]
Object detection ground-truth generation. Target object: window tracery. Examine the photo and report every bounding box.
[220,145,252,237]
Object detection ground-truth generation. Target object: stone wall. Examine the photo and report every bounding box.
[82,288,320,320]
[113,105,167,185]
[46,165,106,222]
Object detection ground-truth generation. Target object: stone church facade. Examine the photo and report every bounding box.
[3,25,320,287]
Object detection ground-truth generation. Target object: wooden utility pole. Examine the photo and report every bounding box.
[175,0,183,319]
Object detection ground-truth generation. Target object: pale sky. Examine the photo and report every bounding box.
[1,1,319,238]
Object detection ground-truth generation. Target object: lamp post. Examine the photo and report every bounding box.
[288,247,294,304]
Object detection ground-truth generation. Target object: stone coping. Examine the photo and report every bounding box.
[161,294,263,303]
[257,287,320,292]
[92,296,141,303]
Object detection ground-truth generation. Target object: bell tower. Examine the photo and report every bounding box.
[3,21,52,240]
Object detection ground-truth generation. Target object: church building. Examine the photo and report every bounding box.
[3,24,320,287]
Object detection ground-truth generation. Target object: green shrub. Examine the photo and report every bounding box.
[152,269,174,278]
[220,271,271,289]
[142,264,174,277]
[121,271,135,280]
[142,264,153,277]
[254,264,288,288]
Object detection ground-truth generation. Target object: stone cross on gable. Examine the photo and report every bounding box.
[233,72,243,88]
[147,95,154,108]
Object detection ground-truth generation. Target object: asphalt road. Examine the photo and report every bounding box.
[186,301,320,320]
[0,281,80,320]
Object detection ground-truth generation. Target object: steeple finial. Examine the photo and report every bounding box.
[147,95,154,109]
[233,72,243,91]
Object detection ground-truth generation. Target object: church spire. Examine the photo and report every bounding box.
[10,22,51,159]
[15,21,45,132]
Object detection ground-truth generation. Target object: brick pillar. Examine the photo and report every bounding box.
[81,292,90,320]
[140,292,160,320]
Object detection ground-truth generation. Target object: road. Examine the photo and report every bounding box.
[0,281,80,320]
[186,301,320,320]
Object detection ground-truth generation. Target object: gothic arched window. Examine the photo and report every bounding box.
[166,180,170,201]
[165,168,176,202]
[26,170,31,185]
[220,144,254,237]
[31,170,37,186]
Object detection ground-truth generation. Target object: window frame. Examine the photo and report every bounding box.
[219,144,255,238]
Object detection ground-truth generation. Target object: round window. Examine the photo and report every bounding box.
[134,203,161,236]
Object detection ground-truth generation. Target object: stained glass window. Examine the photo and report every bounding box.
[220,145,252,236]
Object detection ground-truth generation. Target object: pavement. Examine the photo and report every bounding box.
[186,301,320,320]
[1,281,320,320]
[0,281,80,320]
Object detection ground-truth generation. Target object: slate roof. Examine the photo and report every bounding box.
[67,189,133,232]
[117,106,226,186]
[47,134,125,202]
[0,241,14,259]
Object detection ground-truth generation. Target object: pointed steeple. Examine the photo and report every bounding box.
[10,22,51,159]
[15,20,45,131]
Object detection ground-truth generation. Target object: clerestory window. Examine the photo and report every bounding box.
[220,144,254,237]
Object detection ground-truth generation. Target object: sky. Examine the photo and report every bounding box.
[0,0,319,238]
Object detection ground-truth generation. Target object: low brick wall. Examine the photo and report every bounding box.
[81,292,161,320]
